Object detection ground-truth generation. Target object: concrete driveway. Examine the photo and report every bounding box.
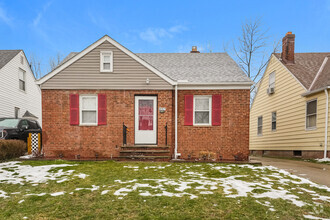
[251,156,330,187]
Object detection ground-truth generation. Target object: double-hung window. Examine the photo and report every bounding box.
[19,69,26,91]
[271,112,276,131]
[269,72,275,88]
[193,96,212,125]
[100,51,113,72]
[257,116,263,135]
[306,100,317,129]
[80,95,98,125]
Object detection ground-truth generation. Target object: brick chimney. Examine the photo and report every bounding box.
[190,46,200,53]
[281,32,295,64]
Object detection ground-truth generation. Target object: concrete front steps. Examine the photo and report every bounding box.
[119,145,171,161]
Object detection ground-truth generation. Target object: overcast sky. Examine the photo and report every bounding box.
[0,0,329,77]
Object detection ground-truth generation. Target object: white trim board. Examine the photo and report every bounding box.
[37,35,176,86]
[309,57,328,91]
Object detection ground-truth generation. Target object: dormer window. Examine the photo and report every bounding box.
[100,51,113,72]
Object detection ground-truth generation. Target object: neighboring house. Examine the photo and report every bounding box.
[0,50,41,125]
[250,32,330,159]
[37,35,253,161]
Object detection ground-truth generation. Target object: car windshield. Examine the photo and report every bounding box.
[0,119,20,128]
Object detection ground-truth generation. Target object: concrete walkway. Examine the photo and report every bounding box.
[251,156,330,187]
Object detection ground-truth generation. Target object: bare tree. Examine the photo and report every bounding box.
[232,18,280,83]
[29,53,42,79]
[49,52,63,71]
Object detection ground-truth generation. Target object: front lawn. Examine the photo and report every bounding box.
[0,160,329,219]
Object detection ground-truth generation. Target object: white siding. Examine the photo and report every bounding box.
[0,51,42,126]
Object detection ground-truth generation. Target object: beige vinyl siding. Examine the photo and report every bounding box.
[250,55,327,151]
[41,41,172,90]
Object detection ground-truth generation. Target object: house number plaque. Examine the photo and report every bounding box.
[159,107,166,113]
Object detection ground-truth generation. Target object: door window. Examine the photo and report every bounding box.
[138,100,153,130]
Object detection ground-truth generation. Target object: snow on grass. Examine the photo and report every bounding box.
[315,158,330,163]
[109,164,330,209]
[74,173,89,179]
[0,161,78,185]
[50,192,65,196]
[303,214,330,220]
[0,160,329,217]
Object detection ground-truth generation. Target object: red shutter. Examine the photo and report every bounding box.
[70,94,79,125]
[212,94,222,126]
[184,95,193,126]
[98,94,107,125]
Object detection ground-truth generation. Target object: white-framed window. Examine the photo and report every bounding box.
[193,96,212,125]
[269,72,275,88]
[271,111,276,131]
[257,116,263,135]
[20,55,24,65]
[100,51,113,72]
[80,95,98,125]
[18,69,26,91]
[306,99,317,129]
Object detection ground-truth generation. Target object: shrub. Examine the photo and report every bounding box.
[0,140,26,160]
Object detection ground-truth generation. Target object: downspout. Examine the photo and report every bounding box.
[174,84,179,159]
[324,89,329,158]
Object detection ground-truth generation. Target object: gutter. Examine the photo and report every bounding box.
[301,86,330,97]
[324,89,329,159]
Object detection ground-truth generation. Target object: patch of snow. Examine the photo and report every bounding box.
[56,178,68,183]
[200,191,213,194]
[19,155,33,159]
[303,214,329,220]
[25,193,46,197]
[315,158,330,162]
[50,192,65,196]
[75,173,89,179]
[101,190,109,195]
[18,199,24,204]
[0,161,77,185]
[0,190,8,198]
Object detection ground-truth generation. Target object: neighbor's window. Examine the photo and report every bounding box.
[258,116,263,135]
[100,51,113,72]
[15,107,20,119]
[194,96,212,125]
[269,72,275,88]
[20,55,24,65]
[19,69,26,91]
[80,95,98,125]
[271,111,276,131]
[306,100,317,129]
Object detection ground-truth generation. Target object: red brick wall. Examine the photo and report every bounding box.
[42,89,250,161]
[42,90,173,159]
[177,90,250,161]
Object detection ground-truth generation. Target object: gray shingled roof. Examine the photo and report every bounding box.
[0,50,21,70]
[136,53,251,83]
[59,52,251,84]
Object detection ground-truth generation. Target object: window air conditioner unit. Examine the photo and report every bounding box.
[267,87,275,95]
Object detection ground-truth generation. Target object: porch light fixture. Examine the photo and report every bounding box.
[146,78,150,85]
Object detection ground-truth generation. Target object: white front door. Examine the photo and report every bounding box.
[135,96,157,145]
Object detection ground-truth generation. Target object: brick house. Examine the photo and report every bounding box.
[37,35,253,161]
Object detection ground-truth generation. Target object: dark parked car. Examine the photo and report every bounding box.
[0,118,41,142]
